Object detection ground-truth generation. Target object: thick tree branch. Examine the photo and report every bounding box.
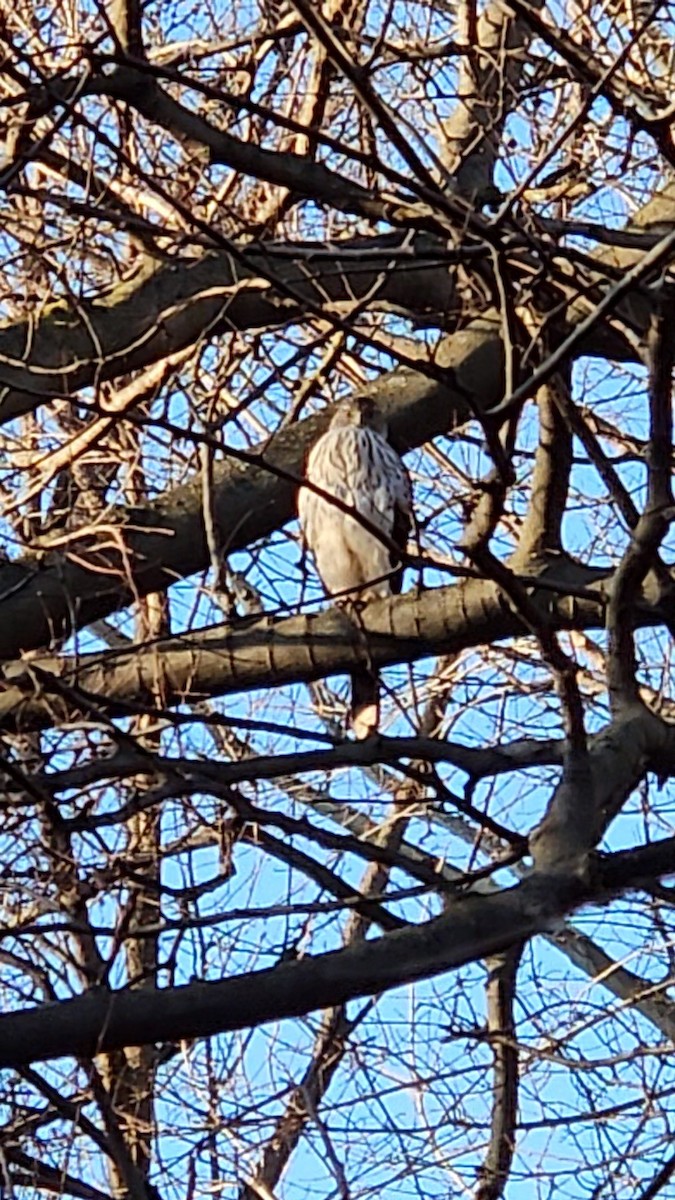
[109,1,145,57]
[0,559,616,731]
[1,840,674,1069]
[444,0,540,201]
[0,234,458,427]
[476,945,523,1200]
[530,704,674,868]
[607,297,675,712]
[0,874,577,1068]
[514,377,573,563]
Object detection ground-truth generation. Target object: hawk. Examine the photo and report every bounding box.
[298,396,412,739]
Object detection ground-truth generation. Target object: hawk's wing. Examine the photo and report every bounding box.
[379,440,412,595]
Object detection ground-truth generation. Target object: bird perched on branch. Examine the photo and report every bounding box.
[298,396,412,739]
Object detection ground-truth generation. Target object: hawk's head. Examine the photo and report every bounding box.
[329,396,387,434]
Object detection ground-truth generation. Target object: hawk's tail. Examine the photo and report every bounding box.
[351,667,379,740]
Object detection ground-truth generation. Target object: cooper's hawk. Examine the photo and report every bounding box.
[298,396,412,738]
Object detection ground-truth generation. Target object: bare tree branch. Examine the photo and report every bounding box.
[475,945,523,1200]
[607,295,675,712]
